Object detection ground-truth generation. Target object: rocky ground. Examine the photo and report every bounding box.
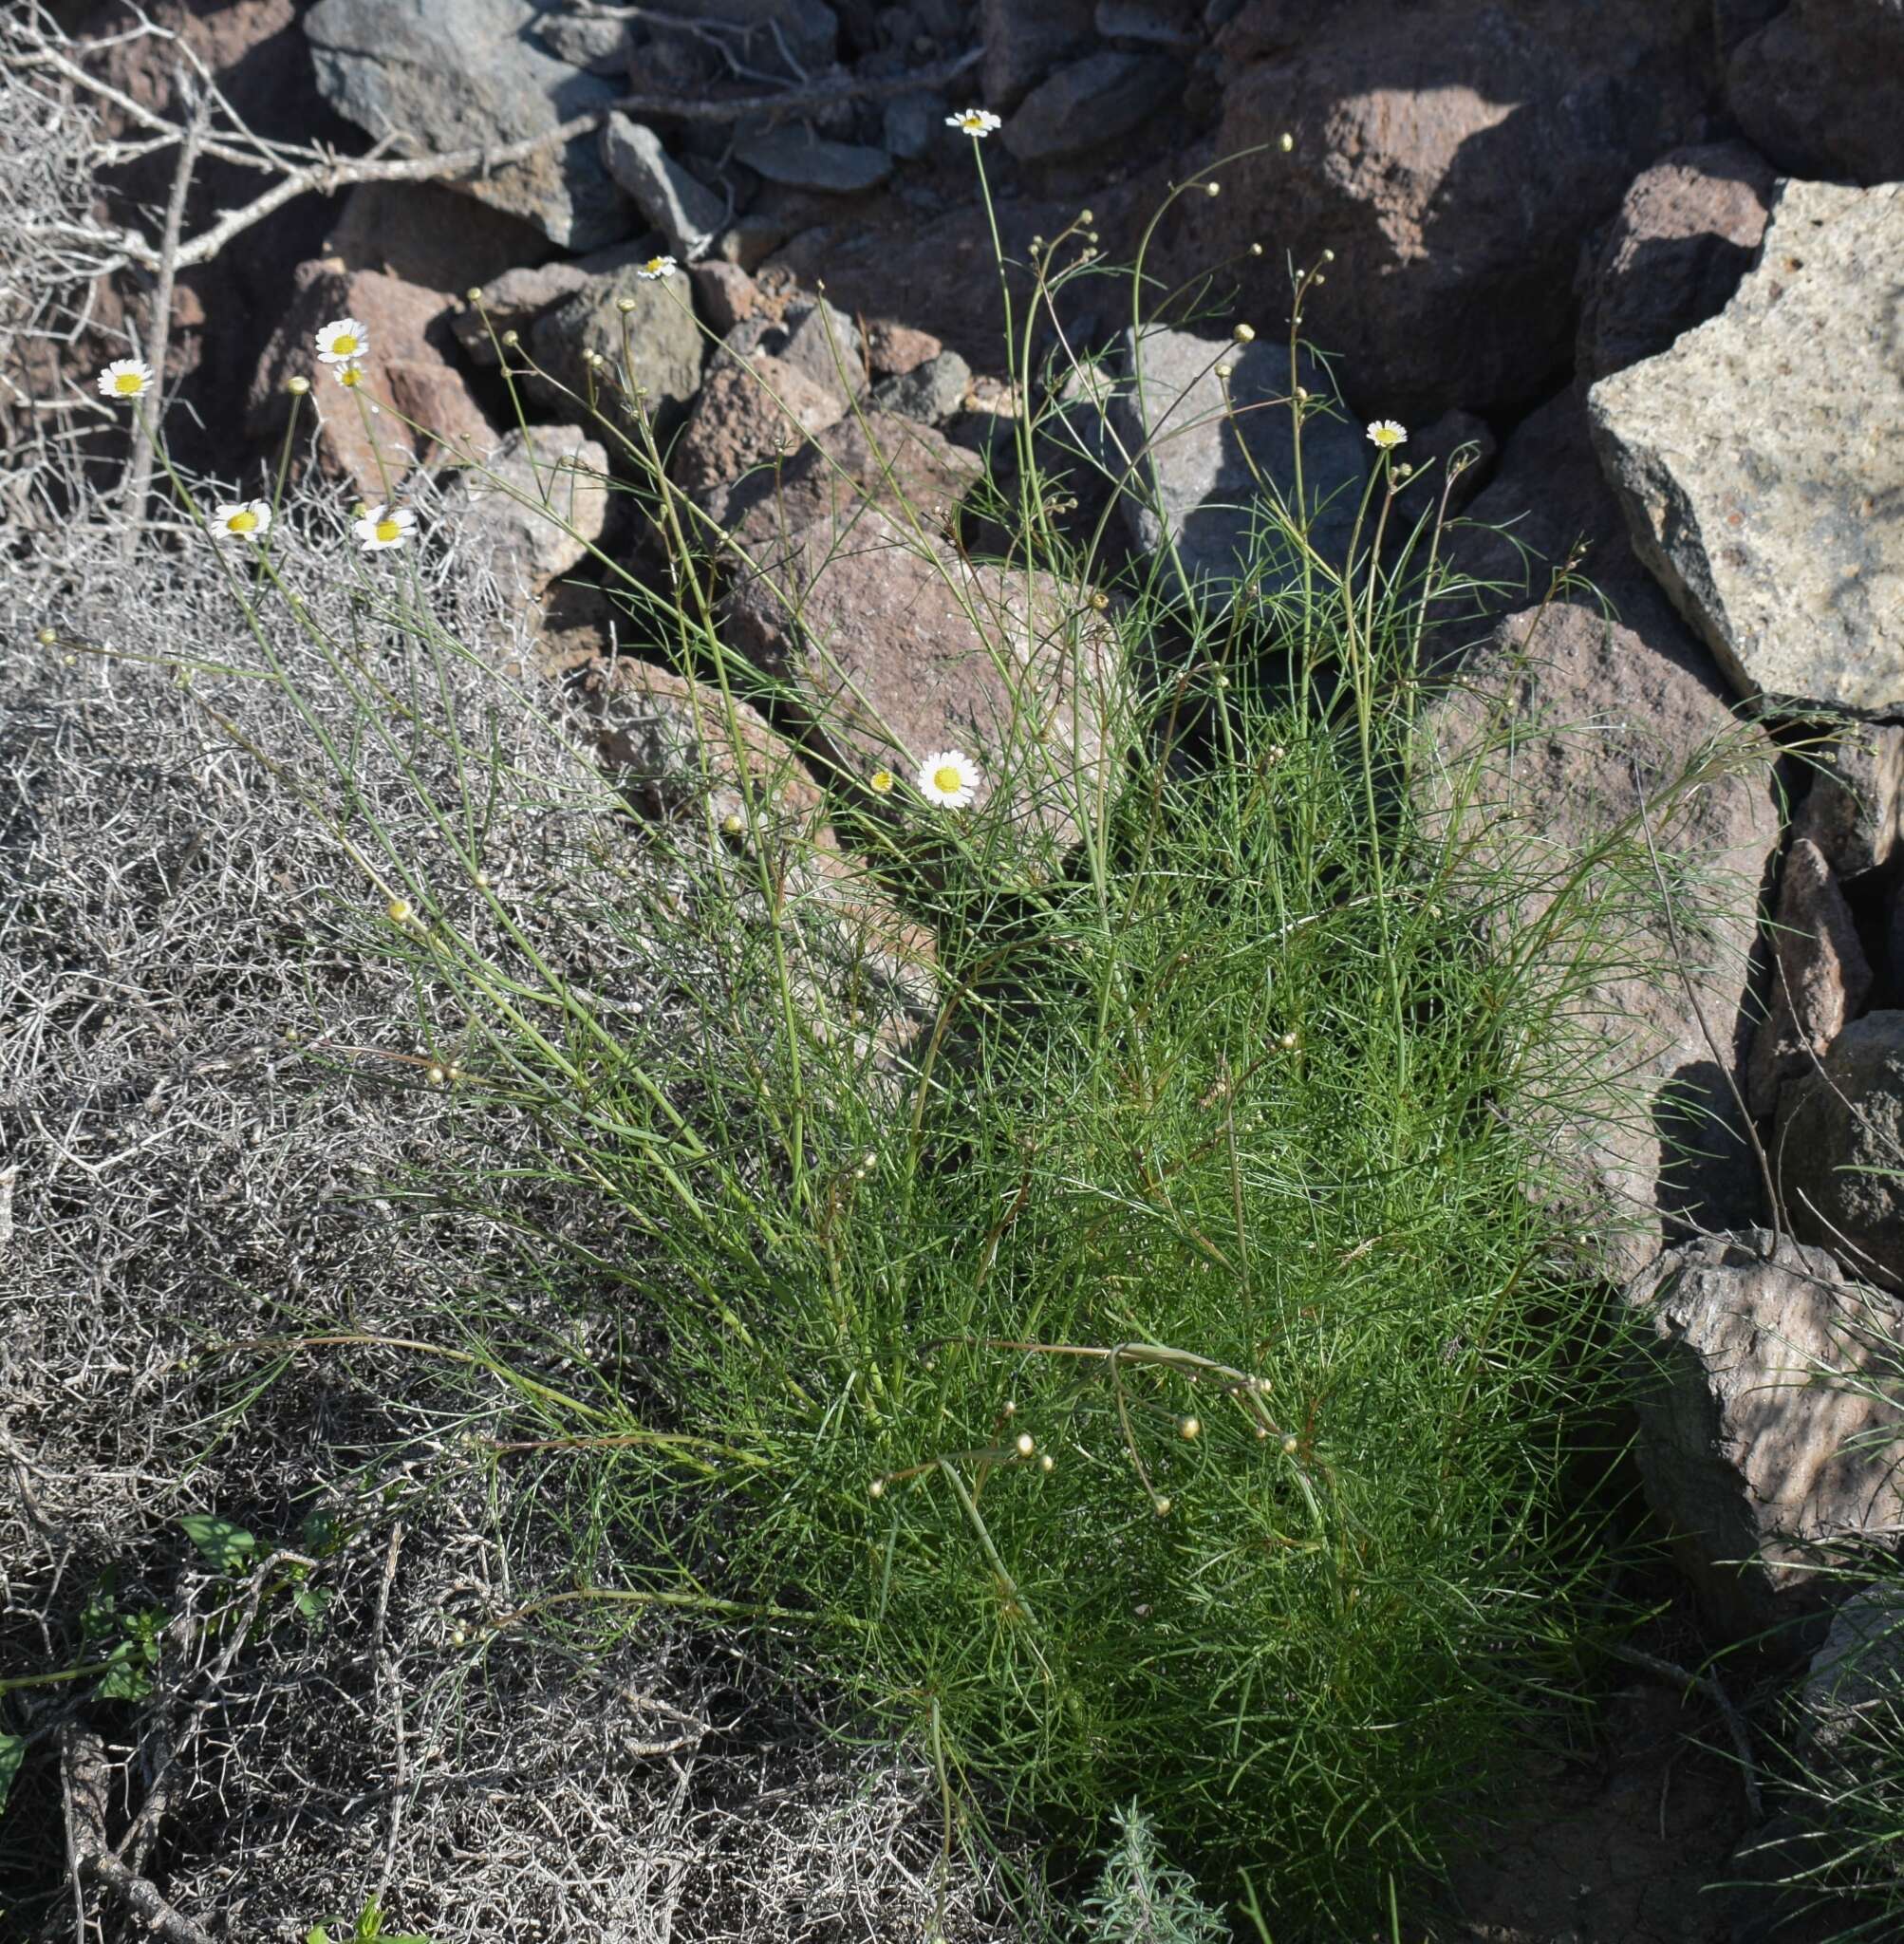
[5,0,1904,1938]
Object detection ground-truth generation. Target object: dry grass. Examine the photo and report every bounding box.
[0,487,1026,1942]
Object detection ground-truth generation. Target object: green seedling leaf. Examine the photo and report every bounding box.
[306,1928,332,1944]
[95,1609,165,1702]
[180,1514,256,1574]
[294,1584,332,1625]
[0,1732,25,1816]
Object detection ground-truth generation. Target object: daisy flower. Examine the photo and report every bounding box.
[916,750,980,810]
[332,359,368,389]
[637,253,677,280]
[211,499,272,542]
[1366,420,1408,451]
[97,358,155,401]
[868,768,895,794]
[315,318,369,364]
[945,107,1001,138]
[353,505,415,553]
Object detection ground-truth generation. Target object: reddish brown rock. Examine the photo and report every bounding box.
[1419,551,1781,1278]
[1627,1230,1904,1645]
[1174,0,1710,416]
[590,661,938,1081]
[248,260,495,498]
[866,322,944,379]
[1746,839,1873,1122]
[718,409,983,551]
[721,503,1122,856]
[690,262,761,336]
[1576,143,1777,385]
[670,353,850,511]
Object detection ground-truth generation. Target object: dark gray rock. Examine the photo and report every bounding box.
[733,123,893,194]
[650,0,839,80]
[1626,1230,1904,1647]
[1588,180,1904,719]
[1095,0,1202,46]
[1575,141,1775,385]
[1795,726,1904,883]
[883,90,947,160]
[727,298,867,400]
[870,349,972,424]
[1108,324,1367,611]
[1727,0,1904,184]
[601,115,728,259]
[1002,50,1184,162]
[1746,838,1873,1123]
[305,0,631,251]
[1780,1012,1904,1290]
[981,0,1095,109]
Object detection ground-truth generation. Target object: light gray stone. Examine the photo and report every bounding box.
[1108,325,1367,610]
[1588,180,1904,718]
[529,256,706,435]
[870,349,971,425]
[600,115,728,260]
[733,124,892,195]
[1002,50,1184,163]
[305,0,631,251]
[1800,1582,1904,1784]
[440,424,612,606]
[1627,1229,1904,1646]
[533,10,631,71]
[1780,1012,1904,1290]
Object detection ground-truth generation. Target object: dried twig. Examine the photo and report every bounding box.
[1603,1638,1764,1822]
[64,1724,218,1944]
[120,72,205,558]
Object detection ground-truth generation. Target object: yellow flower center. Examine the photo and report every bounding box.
[340,365,363,385]
[332,333,359,356]
[869,769,894,793]
[225,509,258,533]
[114,370,143,394]
[374,518,401,544]
[646,259,665,274]
[933,765,964,795]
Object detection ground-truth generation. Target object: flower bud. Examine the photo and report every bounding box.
[1039,1453,1055,1473]
[1152,1496,1171,1518]
[1204,180,1221,196]
[1179,1416,1201,1441]
[616,295,637,314]
[1015,1432,1036,1458]
[868,1478,885,1499]
[1214,362,1233,381]
[36,626,56,645]
[1232,323,1256,344]
[501,329,519,347]
[386,897,413,925]
[287,375,309,395]
[1279,132,1294,152]
[466,287,484,304]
